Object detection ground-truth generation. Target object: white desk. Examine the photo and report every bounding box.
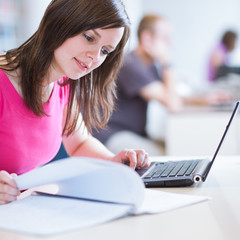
[1,156,240,240]
[165,105,240,156]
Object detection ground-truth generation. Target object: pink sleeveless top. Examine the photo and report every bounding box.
[0,69,69,174]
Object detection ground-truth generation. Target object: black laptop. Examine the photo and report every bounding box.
[136,101,240,187]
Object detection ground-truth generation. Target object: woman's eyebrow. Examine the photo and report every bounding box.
[92,29,101,38]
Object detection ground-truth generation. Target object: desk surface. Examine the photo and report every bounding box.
[165,104,240,156]
[1,156,240,240]
[174,103,235,114]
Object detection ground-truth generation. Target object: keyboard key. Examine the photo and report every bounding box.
[168,161,186,177]
[144,162,165,179]
[177,161,193,176]
[160,162,178,177]
[185,160,200,176]
[143,163,164,178]
[152,164,168,178]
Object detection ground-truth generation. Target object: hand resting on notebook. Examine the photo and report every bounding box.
[0,171,20,205]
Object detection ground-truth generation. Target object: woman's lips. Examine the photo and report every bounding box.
[74,58,88,71]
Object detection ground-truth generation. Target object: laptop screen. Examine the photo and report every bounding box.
[203,101,239,181]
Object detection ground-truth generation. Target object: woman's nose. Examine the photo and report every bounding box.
[87,48,101,63]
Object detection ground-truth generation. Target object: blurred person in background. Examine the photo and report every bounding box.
[207,30,240,82]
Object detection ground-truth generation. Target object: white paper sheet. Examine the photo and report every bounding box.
[0,194,132,236]
[136,189,210,214]
[0,188,210,236]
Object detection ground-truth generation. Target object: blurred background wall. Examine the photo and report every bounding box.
[141,0,240,87]
[1,0,240,85]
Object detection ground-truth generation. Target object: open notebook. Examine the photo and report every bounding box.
[0,157,209,236]
[136,101,240,187]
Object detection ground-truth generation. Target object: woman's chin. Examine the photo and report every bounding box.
[67,72,88,80]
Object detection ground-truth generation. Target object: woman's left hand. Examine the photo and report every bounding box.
[111,149,150,169]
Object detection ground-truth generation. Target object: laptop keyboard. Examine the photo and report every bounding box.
[143,160,200,179]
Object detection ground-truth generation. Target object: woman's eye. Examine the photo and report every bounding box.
[101,48,110,56]
[84,33,94,42]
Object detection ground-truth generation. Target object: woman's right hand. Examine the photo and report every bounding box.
[0,170,20,205]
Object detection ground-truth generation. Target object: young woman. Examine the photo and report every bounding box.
[0,0,149,205]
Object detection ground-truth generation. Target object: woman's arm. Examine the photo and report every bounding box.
[62,106,149,169]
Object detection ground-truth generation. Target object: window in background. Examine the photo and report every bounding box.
[0,0,20,53]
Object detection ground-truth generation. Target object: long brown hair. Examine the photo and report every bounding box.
[0,0,130,135]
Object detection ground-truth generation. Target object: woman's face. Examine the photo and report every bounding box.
[52,27,124,80]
